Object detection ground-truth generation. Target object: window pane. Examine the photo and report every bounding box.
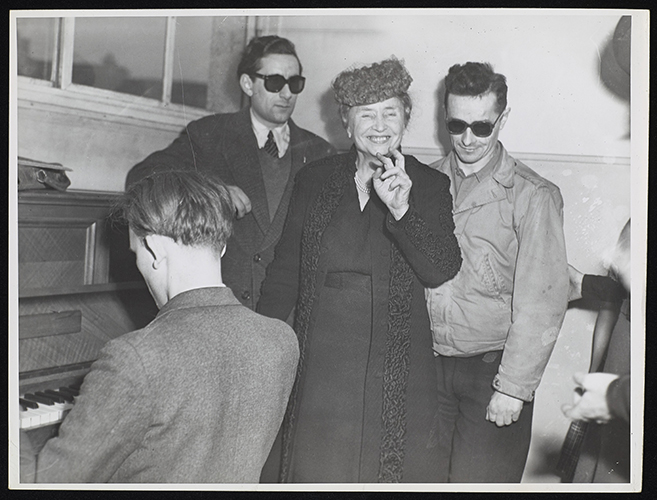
[72,17,166,99]
[17,17,58,81]
[170,17,213,109]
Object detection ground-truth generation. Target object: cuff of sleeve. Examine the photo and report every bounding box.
[386,204,414,229]
[606,374,630,422]
[582,274,627,303]
[492,374,535,402]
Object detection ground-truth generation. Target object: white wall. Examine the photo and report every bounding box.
[17,102,179,192]
[278,13,631,159]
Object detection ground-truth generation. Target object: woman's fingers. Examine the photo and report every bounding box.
[389,148,405,170]
[375,149,405,170]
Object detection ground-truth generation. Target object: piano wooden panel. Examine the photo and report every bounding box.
[19,223,89,289]
[17,190,158,420]
[20,310,83,339]
[19,289,156,374]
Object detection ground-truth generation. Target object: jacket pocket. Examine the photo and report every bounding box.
[480,253,506,309]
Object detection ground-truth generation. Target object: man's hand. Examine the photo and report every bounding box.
[486,391,524,427]
[562,372,618,424]
[226,185,252,219]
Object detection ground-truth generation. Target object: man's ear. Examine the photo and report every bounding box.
[499,107,511,131]
[143,234,167,269]
[239,73,254,97]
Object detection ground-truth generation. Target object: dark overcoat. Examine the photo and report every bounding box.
[258,149,462,482]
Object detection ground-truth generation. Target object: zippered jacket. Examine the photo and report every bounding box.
[427,143,569,401]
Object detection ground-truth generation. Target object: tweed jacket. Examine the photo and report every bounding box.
[126,107,336,309]
[427,144,569,401]
[258,149,462,481]
[32,287,299,483]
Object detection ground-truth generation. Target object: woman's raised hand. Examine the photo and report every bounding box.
[373,149,411,220]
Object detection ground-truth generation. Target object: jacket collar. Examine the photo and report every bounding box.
[490,143,515,189]
[445,142,516,214]
[157,286,240,317]
[448,142,514,188]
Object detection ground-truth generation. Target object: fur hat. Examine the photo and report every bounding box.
[332,57,412,107]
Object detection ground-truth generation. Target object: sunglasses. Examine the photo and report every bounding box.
[252,73,306,94]
[446,111,503,138]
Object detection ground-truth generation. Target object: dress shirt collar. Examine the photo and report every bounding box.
[250,109,290,158]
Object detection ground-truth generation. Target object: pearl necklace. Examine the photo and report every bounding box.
[354,173,371,194]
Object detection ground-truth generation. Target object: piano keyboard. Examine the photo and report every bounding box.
[19,386,79,430]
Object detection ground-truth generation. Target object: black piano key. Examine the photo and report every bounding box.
[19,398,39,410]
[47,389,74,403]
[38,391,66,404]
[23,393,55,405]
[59,386,80,397]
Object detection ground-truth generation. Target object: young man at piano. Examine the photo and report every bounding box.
[20,170,299,483]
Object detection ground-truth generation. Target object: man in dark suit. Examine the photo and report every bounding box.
[21,171,299,483]
[126,35,336,311]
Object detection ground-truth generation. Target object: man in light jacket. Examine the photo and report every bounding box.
[426,62,569,482]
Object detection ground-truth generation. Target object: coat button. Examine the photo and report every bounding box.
[253,254,262,263]
[241,291,251,301]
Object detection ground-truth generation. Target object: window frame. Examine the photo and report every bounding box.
[17,16,213,132]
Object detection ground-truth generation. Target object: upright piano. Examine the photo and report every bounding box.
[16,190,158,441]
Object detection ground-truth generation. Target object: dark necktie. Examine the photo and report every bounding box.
[263,130,279,158]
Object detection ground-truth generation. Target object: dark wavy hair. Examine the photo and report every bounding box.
[115,170,234,254]
[444,62,508,114]
[237,35,302,78]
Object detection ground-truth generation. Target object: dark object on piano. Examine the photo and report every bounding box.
[18,157,72,192]
[555,419,589,482]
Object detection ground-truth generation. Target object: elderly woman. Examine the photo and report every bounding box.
[257,58,461,483]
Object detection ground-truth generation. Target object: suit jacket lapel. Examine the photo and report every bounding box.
[224,108,271,235]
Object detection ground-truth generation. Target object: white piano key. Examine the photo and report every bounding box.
[20,412,32,429]
[19,398,75,430]
[22,408,48,429]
